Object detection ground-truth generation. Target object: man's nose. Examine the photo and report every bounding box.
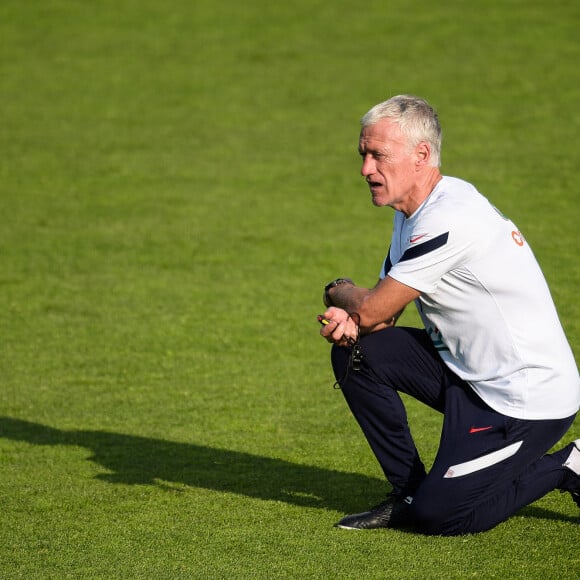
[361,155,375,177]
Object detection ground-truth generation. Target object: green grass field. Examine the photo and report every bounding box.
[1,0,579,577]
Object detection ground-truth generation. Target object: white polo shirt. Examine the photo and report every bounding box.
[382,176,580,420]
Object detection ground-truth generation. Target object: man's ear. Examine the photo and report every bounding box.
[415,142,431,167]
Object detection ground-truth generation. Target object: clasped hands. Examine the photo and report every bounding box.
[319,307,359,347]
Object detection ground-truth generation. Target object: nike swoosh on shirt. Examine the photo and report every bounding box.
[400,232,449,263]
[409,234,428,243]
[469,426,493,434]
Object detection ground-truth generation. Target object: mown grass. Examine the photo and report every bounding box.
[0,0,579,578]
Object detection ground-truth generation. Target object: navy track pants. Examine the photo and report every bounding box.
[331,326,577,535]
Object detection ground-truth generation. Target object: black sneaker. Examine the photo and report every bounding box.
[334,493,413,530]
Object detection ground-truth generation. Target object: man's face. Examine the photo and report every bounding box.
[358,119,418,210]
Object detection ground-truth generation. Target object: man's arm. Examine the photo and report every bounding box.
[327,275,420,333]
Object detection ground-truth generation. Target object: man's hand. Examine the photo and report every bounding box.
[319,307,359,347]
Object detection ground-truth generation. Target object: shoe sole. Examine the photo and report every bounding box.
[334,524,362,530]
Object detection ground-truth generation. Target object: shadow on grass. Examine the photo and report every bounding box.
[519,505,578,524]
[2,417,576,524]
[0,416,387,513]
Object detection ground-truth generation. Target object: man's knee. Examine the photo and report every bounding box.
[411,496,447,535]
[411,490,470,536]
[330,327,411,384]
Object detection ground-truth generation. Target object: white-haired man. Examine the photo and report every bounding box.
[320,95,580,535]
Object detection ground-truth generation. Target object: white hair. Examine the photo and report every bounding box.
[361,95,442,167]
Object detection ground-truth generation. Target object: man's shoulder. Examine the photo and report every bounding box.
[409,177,501,251]
[423,176,493,222]
[430,176,482,205]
